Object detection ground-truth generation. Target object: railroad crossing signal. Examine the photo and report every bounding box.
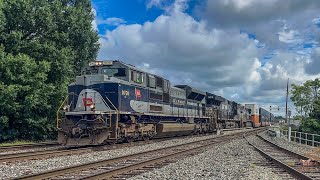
[269,105,280,111]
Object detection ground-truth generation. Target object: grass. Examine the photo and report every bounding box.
[0,140,37,147]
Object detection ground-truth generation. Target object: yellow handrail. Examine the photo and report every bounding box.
[56,95,69,129]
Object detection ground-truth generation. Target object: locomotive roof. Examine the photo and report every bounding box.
[175,85,206,95]
[103,60,170,81]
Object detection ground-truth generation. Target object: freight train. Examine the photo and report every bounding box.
[57,60,273,146]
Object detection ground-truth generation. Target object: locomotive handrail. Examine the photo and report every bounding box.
[56,92,78,129]
[103,95,119,128]
[56,95,70,129]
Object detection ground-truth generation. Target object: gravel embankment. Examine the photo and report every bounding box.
[129,137,284,180]
[0,129,249,179]
[260,131,319,156]
[260,131,320,161]
[0,146,61,156]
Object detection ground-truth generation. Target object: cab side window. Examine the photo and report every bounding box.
[148,75,156,88]
[156,76,163,88]
[131,70,144,84]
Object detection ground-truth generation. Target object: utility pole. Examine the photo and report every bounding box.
[269,105,272,124]
[285,78,289,126]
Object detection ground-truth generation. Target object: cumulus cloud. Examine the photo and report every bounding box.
[92,8,98,31]
[305,47,320,75]
[96,0,320,115]
[99,0,262,92]
[97,17,126,26]
[147,0,173,10]
[198,0,320,28]
[278,29,300,44]
[195,0,320,50]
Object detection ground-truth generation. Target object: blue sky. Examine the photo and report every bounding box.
[92,0,164,33]
[92,0,203,33]
[91,0,320,116]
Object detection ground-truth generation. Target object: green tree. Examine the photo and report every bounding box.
[291,79,320,117]
[291,84,311,116]
[1,0,99,81]
[0,48,55,141]
[300,119,320,135]
[0,0,99,141]
[291,78,320,134]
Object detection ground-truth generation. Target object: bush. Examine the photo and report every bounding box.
[300,118,320,135]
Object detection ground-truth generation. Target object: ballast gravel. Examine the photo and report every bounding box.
[260,131,320,160]
[129,137,284,180]
[0,129,249,179]
[0,145,61,156]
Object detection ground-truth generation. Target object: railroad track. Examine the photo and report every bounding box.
[0,127,251,163]
[15,127,266,180]
[0,142,59,152]
[0,146,95,163]
[246,132,320,180]
[0,139,173,163]
[0,135,211,163]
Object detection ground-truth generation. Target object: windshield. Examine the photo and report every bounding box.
[102,68,126,77]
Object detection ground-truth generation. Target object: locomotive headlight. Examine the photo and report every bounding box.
[95,61,103,66]
[90,103,95,110]
[63,105,68,111]
[89,62,96,66]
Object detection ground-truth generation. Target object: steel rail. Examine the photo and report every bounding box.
[82,138,230,179]
[0,147,92,163]
[0,142,58,151]
[245,132,320,180]
[15,127,266,180]
[0,127,253,163]
[83,128,267,180]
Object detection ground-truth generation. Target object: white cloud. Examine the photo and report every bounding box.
[197,0,320,50]
[278,29,300,44]
[312,17,320,25]
[146,0,176,12]
[96,17,126,27]
[200,0,320,27]
[95,0,320,116]
[91,8,98,31]
[305,47,320,75]
[99,7,262,92]
[147,0,165,9]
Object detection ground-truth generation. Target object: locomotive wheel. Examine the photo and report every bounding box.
[194,130,200,135]
[106,139,116,145]
[142,135,150,141]
[125,136,134,143]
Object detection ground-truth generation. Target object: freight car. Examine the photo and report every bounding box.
[57,60,272,146]
[245,104,273,127]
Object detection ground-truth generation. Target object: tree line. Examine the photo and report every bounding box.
[0,0,99,142]
[291,78,320,134]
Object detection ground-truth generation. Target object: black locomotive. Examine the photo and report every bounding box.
[57,60,272,146]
